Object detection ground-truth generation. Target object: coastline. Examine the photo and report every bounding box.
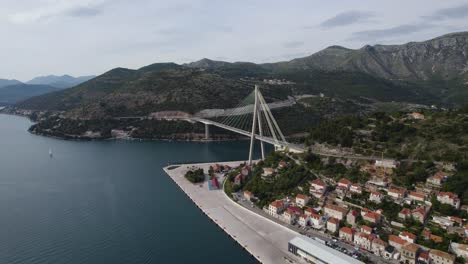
[163,161,303,264]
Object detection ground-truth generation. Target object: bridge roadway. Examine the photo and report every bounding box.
[190,117,305,153]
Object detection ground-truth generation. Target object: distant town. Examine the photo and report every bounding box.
[179,141,467,264]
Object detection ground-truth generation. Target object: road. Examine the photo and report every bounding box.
[233,193,399,264]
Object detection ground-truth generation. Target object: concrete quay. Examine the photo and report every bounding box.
[163,161,303,264]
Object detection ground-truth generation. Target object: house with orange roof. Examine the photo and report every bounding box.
[309,213,323,228]
[363,211,381,224]
[268,200,287,217]
[354,232,374,251]
[388,188,406,199]
[412,206,428,223]
[401,243,420,264]
[429,249,456,264]
[339,227,354,242]
[326,217,339,233]
[399,208,412,220]
[324,204,348,220]
[304,207,315,216]
[337,178,351,189]
[426,171,446,186]
[389,235,408,251]
[244,190,253,200]
[282,208,298,224]
[409,112,425,120]
[349,183,362,194]
[408,191,426,202]
[399,231,417,243]
[450,242,468,260]
[295,194,310,207]
[369,191,384,204]
[360,225,372,235]
[309,179,327,198]
[298,214,310,227]
[437,192,461,209]
[371,238,388,257]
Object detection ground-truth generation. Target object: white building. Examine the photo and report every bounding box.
[295,194,310,207]
[437,192,461,209]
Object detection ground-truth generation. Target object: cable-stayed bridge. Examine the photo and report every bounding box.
[190,85,304,164]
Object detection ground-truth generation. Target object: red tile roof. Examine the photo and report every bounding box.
[438,191,459,200]
[399,208,411,215]
[389,235,408,246]
[429,249,456,261]
[296,194,308,200]
[361,225,372,233]
[328,217,339,224]
[409,191,426,199]
[270,200,284,208]
[340,227,354,235]
[311,179,326,187]
[364,212,381,220]
[400,231,416,240]
[338,178,351,185]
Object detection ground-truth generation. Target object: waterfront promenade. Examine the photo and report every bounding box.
[163,161,302,264]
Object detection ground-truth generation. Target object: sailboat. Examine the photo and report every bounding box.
[49,148,53,157]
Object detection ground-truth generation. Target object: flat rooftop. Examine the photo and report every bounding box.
[289,236,364,264]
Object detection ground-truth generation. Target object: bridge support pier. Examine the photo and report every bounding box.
[248,85,259,165]
[204,123,210,140]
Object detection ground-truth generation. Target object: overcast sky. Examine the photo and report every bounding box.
[2,0,468,81]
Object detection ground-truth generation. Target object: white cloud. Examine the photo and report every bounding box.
[8,0,105,24]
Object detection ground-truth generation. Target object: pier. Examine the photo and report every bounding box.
[163,161,302,264]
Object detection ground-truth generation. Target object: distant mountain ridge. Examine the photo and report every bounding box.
[0,79,22,88]
[15,32,468,118]
[0,84,62,105]
[188,32,468,82]
[27,75,95,88]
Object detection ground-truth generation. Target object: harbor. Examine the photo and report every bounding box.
[163,161,302,264]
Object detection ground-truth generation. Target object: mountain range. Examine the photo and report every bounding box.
[0,75,95,105]
[12,32,468,120]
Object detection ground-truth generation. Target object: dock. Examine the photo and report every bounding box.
[163,161,302,264]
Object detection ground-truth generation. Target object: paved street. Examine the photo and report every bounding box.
[233,192,399,264]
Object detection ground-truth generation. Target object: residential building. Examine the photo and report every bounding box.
[437,192,461,209]
[288,236,363,264]
[384,246,396,260]
[309,179,327,198]
[241,165,250,176]
[399,208,412,220]
[409,191,427,202]
[375,159,398,169]
[388,188,406,199]
[361,225,372,235]
[295,194,310,207]
[401,243,420,264]
[369,191,384,204]
[371,238,388,257]
[278,161,288,168]
[389,235,408,251]
[418,252,429,264]
[310,213,323,228]
[282,208,298,225]
[298,214,310,227]
[261,167,275,180]
[327,217,339,233]
[450,242,468,260]
[354,232,373,251]
[409,112,425,120]
[234,173,243,186]
[244,190,253,200]
[426,171,446,186]
[449,216,463,226]
[337,178,351,189]
[335,185,348,197]
[268,200,287,216]
[429,249,456,264]
[363,212,381,224]
[324,204,348,220]
[412,206,428,223]
[349,183,363,194]
[339,227,354,242]
[432,216,454,228]
[304,207,315,216]
[399,231,417,243]
[347,210,360,226]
